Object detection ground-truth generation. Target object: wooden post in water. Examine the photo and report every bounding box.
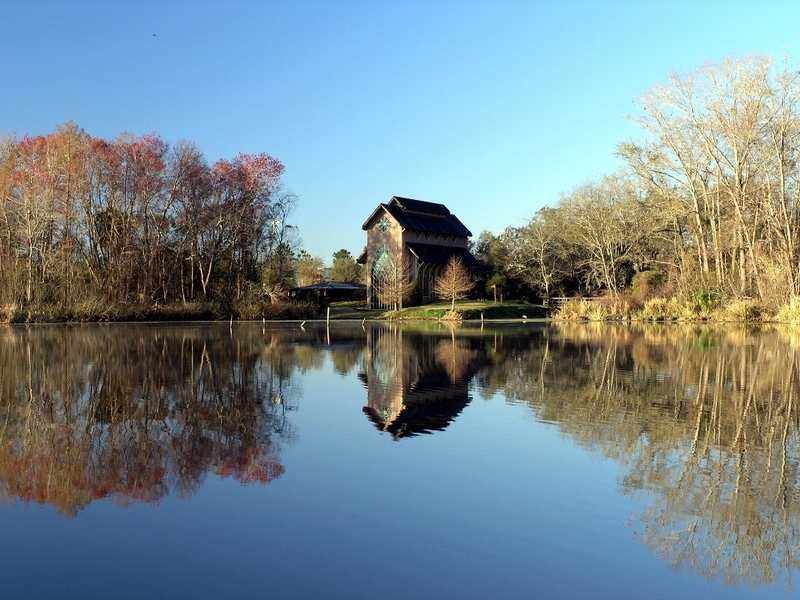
[327,306,330,325]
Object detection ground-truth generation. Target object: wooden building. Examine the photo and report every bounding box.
[359,196,478,309]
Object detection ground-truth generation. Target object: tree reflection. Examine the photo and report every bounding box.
[478,323,800,588]
[0,324,305,517]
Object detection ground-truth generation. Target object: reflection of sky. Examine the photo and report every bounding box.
[0,335,791,599]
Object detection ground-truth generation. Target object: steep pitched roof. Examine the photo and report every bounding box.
[362,396,471,440]
[389,196,450,216]
[362,196,472,237]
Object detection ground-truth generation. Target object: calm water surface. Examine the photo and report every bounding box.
[1,321,799,599]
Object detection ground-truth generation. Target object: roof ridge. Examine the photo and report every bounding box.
[390,196,450,216]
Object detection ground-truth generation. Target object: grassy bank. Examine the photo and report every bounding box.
[344,299,546,321]
[553,295,800,324]
[24,294,788,324]
[0,298,543,324]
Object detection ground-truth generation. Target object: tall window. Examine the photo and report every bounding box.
[371,244,412,310]
[373,244,391,278]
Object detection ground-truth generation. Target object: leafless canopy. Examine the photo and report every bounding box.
[433,256,475,311]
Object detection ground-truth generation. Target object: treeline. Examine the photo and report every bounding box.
[0,122,310,320]
[476,55,800,319]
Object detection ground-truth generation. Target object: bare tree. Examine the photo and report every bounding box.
[262,189,300,289]
[557,174,659,296]
[504,206,572,299]
[623,54,800,301]
[373,249,414,310]
[433,256,475,311]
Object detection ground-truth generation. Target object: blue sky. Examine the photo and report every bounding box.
[2,1,798,264]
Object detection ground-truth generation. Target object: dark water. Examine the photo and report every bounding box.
[1,321,799,599]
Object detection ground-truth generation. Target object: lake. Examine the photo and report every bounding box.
[0,321,798,599]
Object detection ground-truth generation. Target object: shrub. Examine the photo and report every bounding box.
[556,296,639,321]
[554,299,590,320]
[64,298,113,321]
[433,310,462,321]
[0,304,23,323]
[691,288,719,312]
[722,299,765,322]
[632,270,666,301]
[776,297,800,324]
[640,298,672,321]
[404,280,422,307]
[242,300,319,320]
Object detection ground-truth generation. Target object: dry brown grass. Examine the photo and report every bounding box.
[554,294,775,323]
[0,304,22,323]
[440,310,464,321]
[774,297,800,324]
[722,299,768,322]
[555,296,638,321]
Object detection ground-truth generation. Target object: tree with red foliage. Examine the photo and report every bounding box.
[0,123,297,313]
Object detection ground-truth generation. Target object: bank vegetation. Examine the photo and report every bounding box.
[475,55,800,323]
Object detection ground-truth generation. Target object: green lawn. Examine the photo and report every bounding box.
[327,299,546,320]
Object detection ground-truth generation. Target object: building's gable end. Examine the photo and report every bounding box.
[362,204,401,232]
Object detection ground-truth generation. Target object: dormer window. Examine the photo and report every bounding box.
[377,215,392,232]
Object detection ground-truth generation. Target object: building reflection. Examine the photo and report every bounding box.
[359,326,483,439]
